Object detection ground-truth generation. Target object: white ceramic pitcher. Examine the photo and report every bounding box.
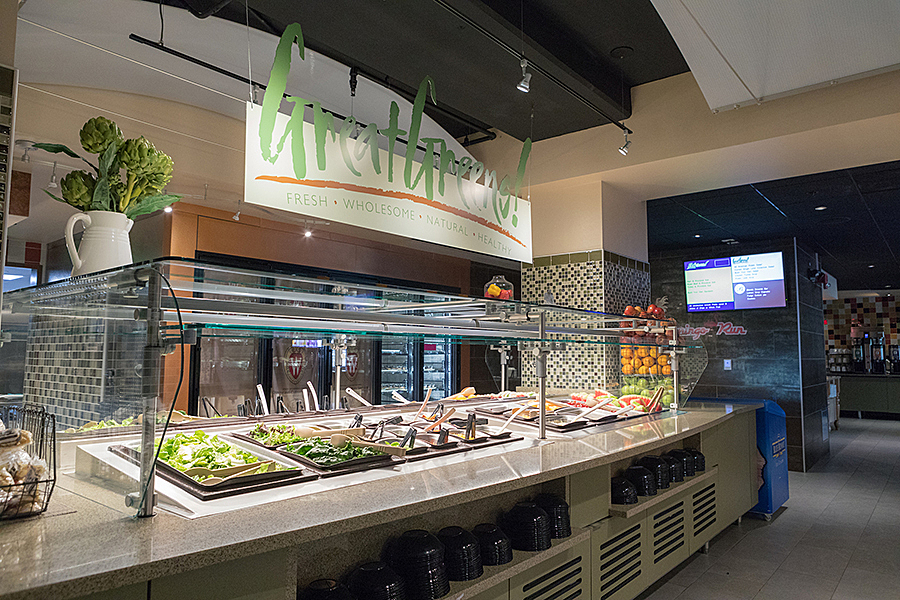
[65,210,134,276]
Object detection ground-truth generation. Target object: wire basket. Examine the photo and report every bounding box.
[0,403,57,520]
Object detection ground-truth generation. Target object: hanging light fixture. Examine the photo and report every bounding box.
[517,58,532,93]
[618,132,631,156]
[48,161,59,188]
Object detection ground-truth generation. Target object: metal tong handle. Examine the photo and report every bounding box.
[369,420,386,441]
[427,403,444,421]
[465,412,476,440]
[400,427,417,449]
[350,413,364,428]
[201,397,221,418]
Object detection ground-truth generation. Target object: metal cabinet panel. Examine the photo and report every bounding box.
[569,465,611,529]
[646,491,690,577]
[689,478,719,552]
[510,539,590,600]
[590,517,646,600]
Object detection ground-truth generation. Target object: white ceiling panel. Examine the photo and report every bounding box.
[651,0,900,111]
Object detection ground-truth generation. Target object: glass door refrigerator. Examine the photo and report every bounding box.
[380,338,415,404]
[378,339,455,404]
[423,340,454,401]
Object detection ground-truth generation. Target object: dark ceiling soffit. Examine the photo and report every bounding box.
[177,0,235,19]
[129,34,497,154]
[437,0,633,132]
[169,0,497,142]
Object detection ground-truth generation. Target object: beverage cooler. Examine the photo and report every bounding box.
[379,339,455,404]
[191,334,453,413]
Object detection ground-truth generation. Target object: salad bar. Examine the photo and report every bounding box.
[62,382,699,518]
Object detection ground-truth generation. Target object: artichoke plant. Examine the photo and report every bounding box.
[34,116,180,218]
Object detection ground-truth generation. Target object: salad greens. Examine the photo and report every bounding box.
[156,431,258,472]
[64,417,135,433]
[248,423,304,446]
[282,437,383,467]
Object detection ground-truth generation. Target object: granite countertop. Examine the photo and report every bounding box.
[829,372,900,378]
[0,404,758,600]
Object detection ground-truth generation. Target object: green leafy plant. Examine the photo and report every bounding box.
[34,116,181,219]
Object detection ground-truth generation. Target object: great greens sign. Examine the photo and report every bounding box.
[244,24,532,262]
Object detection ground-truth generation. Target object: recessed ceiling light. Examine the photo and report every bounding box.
[869,264,875,268]
[305,231,312,238]
[815,206,827,211]
[694,234,701,238]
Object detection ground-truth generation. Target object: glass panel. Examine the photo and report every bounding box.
[423,340,451,401]
[0,257,710,524]
[198,336,259,416]
[271,338,325,413]
[381,338,413,404]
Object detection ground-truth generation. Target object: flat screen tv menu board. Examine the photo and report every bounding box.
[684,251,786,312]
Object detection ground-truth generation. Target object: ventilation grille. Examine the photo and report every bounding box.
[521,555,583,600]
[692,483,717,537]
[652,500,685,564]
[598,523,642,600]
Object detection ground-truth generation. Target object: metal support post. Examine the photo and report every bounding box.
[490,344,511,391]
[670,324,680,411]
[331,335,347,410]
[137,270,162,517]
[537,312,547,440]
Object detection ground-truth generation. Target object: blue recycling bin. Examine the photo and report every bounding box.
[688,398,789,516]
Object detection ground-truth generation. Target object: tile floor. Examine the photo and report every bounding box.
[636,418,900,600]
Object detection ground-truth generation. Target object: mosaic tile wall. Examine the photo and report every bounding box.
[21,279,148,430]
[824,296,899,348]
[521,252,650,390]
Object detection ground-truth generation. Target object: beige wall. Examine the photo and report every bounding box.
[526,177,648,261]
[471,68,900,259]
[14,84,245,203]
[1,0,15,66]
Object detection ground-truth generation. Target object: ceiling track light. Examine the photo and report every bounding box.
[618,132,631,156]
[517,58,532,93]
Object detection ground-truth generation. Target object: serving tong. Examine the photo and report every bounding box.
[368,415,404,440]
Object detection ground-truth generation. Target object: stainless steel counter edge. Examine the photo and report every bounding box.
[0,404,759,600]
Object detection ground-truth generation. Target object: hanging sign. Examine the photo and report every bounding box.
[244,24,533,262]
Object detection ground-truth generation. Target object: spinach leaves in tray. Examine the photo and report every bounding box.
[156,430,258,472]
[282,437,382,467]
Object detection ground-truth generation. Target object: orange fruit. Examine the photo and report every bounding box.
[621,357,632,366]
[662,365,672,375]
[632,357,643,370]
[650,365,660,375]
[637,347,650,358]
[642,356,656,367]
[638,366,650,375]
[622,365,634,375]
[621,347,633,358]
[657,355,669,366]
[649,347,659,358]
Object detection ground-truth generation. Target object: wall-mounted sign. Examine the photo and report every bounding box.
[244,24,533,262]
[679,321,748,340]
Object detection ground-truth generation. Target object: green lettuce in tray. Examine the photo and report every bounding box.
[156,430,259,472]
[247,423,304,446]
[282,437,382,467]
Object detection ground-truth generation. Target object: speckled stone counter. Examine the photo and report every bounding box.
[0,404,758,600]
